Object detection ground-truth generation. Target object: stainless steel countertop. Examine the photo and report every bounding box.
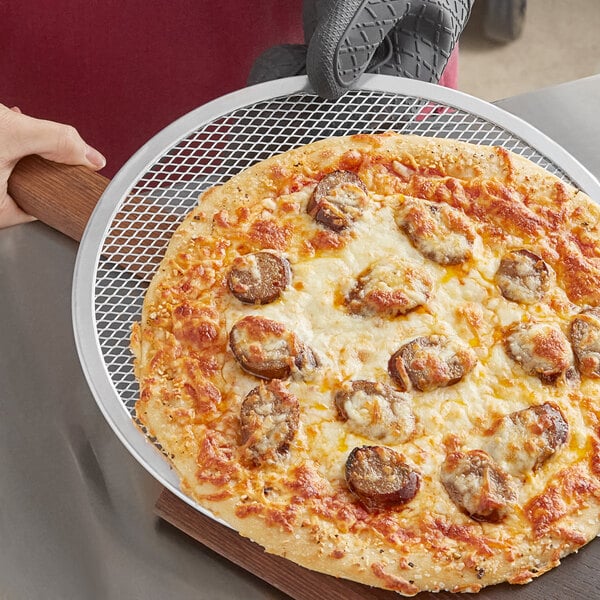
[2,74,599,600]
[496,74,600,178]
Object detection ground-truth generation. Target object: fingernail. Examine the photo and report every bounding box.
[85,145,106,169]
[10,106,22,113]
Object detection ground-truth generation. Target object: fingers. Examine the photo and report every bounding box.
[0,103,106,229]
[0,104,106,171]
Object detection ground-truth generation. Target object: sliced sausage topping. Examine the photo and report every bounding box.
[570,307,600,378]
[228,251,291,305]
[484,403,568,477]
[334,381,415,445]
[395,198,476,265]
[505,321,574,384]
[440,449,516,522]
[307,170,368,232]
[240,380,299,466]
[388,335,477,392]
[345,446,420,512]
[495,249,550,304]
[346,258,433,318]
[229,315,317,380]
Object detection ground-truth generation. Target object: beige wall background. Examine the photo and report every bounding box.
[459,0,600,101]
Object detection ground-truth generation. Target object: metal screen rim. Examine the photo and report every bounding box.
[71,74,600,518]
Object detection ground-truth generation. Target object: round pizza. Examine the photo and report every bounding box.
[130,132,600,595]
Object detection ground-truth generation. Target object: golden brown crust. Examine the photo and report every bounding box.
[131,132,600,595]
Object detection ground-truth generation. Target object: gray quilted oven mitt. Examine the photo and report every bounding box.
[248,0,474,100]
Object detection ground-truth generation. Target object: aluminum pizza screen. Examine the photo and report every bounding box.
[93,88,571,415]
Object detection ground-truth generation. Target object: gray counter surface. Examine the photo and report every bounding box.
[2,75,600,600]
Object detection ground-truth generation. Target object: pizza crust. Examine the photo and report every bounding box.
[131,132,600,594]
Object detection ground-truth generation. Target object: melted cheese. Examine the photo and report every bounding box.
[339,386,415,444]
[218,187,571,488]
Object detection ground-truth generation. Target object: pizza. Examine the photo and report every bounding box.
[130,131,600,595]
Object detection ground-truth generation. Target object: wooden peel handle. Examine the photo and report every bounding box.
[7,155,110,242]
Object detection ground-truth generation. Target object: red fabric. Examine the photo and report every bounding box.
[3,2,304,177]
[439,46,460,90]
[4,3,459,178]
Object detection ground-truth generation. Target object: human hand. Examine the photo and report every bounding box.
[0,104,106,229]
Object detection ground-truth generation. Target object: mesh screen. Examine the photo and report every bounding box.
[93,89,571,415]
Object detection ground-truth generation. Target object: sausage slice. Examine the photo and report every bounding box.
[570,307,600,378]
[228,251,291,304]
[345,446,420,512]
[334,381,415,445]
[440,449,516,522]
[307,170,368,231]
[346,258,433,318]
[229,315,317,380]
[388,335,477,392]
[395,198,476,265]
[240,380,299,466]
[505,321,574,384]
[495,249,550,304]
[484,403,568,477]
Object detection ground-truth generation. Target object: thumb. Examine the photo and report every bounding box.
[1,105,106,170]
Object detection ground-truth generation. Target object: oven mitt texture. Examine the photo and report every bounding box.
[248,0,473,99]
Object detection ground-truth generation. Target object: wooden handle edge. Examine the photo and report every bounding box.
[7,155,110,242]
